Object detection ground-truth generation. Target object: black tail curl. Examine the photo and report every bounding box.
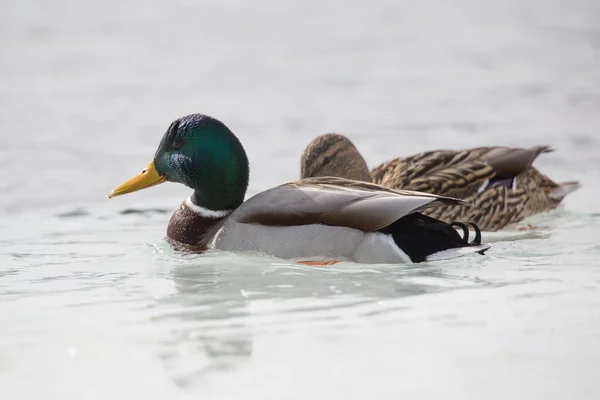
[450,221,482,245]
[451,221,486,255]
[379,213,488,262]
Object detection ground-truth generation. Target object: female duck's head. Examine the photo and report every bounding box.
[109,113,249,211]
[300,133,371,182]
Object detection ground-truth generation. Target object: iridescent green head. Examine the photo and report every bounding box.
[109,113,249,211]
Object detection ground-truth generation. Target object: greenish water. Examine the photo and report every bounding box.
[1,0,599,399]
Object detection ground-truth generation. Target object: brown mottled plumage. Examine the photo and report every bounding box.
[300,134,581,231]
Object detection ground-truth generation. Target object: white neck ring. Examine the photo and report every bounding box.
[185,197,232,218]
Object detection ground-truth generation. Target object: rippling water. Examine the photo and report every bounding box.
[1,0,600,398]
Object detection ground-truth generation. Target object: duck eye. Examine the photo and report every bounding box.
[171,139,184,149]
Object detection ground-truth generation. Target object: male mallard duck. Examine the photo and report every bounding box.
[300,133,581,232]
[109,114,490,264]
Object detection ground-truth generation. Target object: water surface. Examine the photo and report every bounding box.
[1,0,599,399]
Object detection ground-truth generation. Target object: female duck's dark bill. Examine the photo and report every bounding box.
[108,160,167,198]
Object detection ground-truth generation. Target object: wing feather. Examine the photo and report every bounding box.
[370,146,553,198]
[230,177,469,232]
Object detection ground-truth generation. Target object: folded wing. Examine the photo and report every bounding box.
[371,145,554,197]
[230,177,469,232]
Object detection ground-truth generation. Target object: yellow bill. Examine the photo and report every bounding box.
[108,160,167,198]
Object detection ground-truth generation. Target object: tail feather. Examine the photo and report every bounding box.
[426,244,491,262]
[537,145,555,154]
[484,145,553,178]
[549,181,581,199]
[380,213,491,263]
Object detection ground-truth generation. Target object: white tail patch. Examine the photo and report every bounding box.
[425,244,491,262]
[185,197,232,218]
[549,181,581,200]
[353,233,413,264]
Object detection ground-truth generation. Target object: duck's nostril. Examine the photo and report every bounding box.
[142,169,147,174]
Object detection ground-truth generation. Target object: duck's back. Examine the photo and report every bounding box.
[370,146,579,231]
[211,178,489,263]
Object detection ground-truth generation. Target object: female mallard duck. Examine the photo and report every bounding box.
[109,113,490,264]
[300,133,581,232]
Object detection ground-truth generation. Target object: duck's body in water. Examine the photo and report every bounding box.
[109,114,490,263]
[301,133,580,231]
